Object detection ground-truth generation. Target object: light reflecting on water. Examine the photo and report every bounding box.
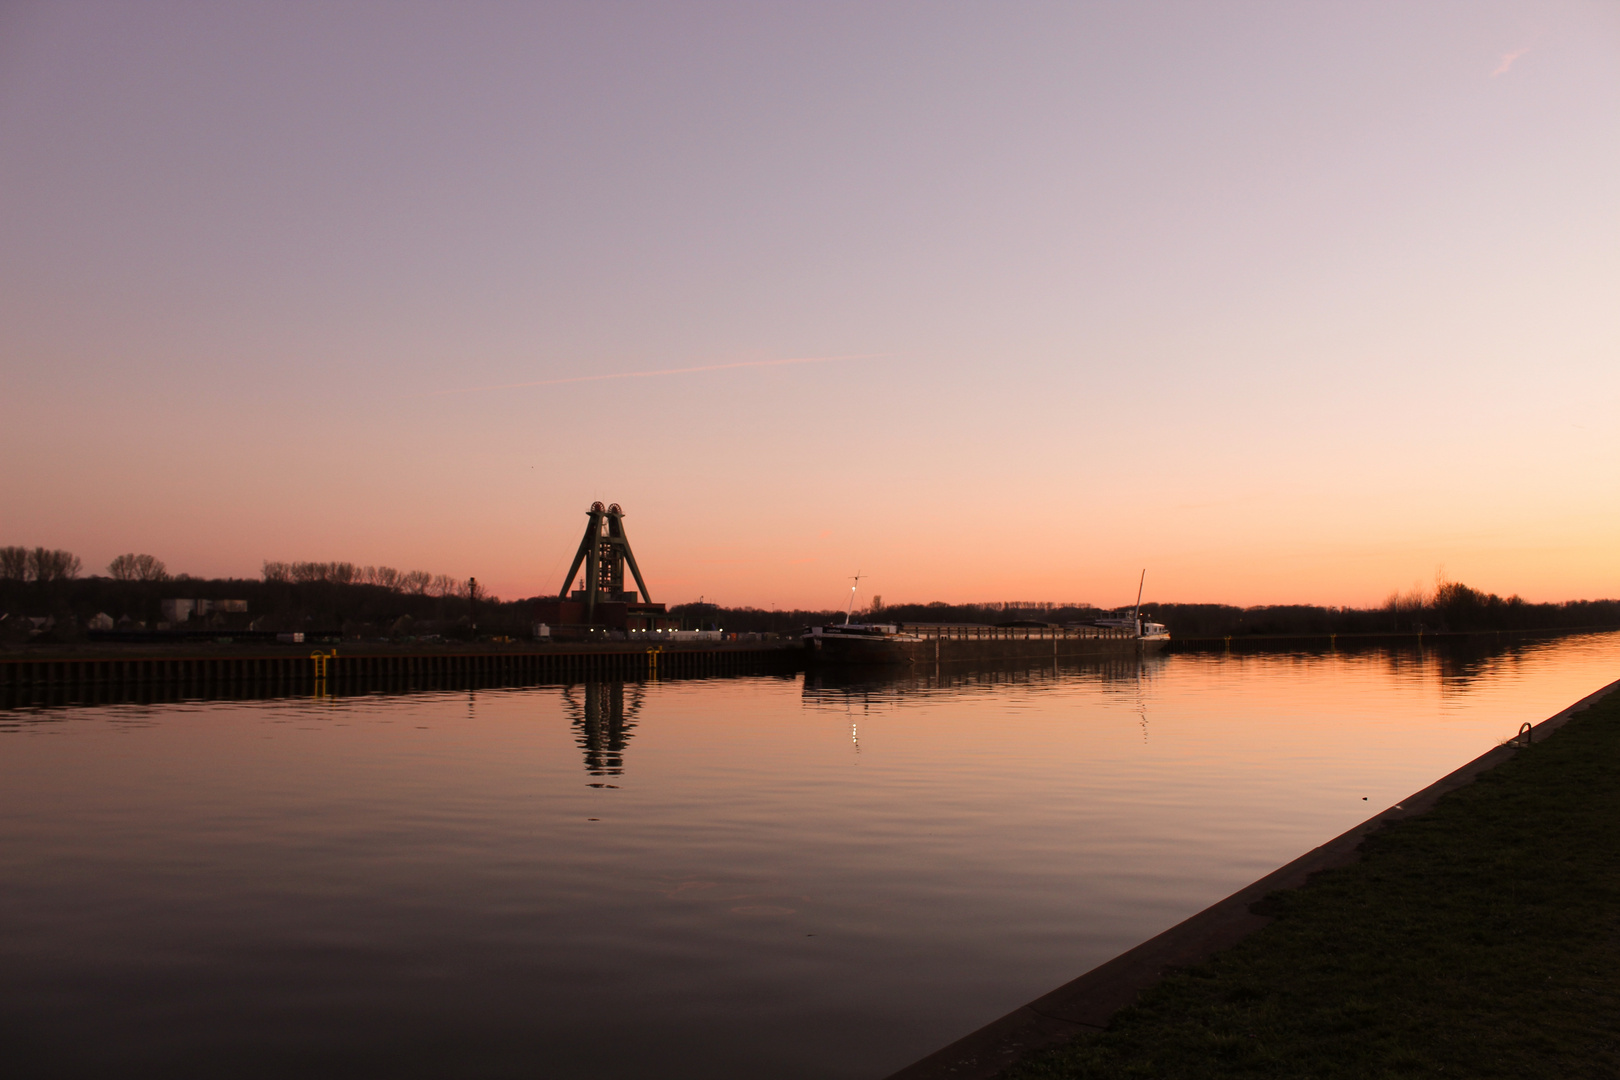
[2,633,1617,1079]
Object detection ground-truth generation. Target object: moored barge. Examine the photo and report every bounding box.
[804,621,1154,665]
[803,623,928,664]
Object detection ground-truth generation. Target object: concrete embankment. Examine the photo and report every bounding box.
[887,676,1620,1080]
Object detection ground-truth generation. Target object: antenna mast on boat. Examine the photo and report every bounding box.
[1132,569,1145,633]
[845,571,863,625]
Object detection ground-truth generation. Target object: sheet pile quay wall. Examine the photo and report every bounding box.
[0,645,800,709]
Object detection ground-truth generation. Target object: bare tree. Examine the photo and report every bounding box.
[0,546,27,580]
[109,553,168,581]
[27,548,81,582]
[262,558,456,595]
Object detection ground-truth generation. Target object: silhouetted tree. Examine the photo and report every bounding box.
[27,547,81,582]
[108,553,169,581]
[0,546,27,580]
[362,565,402,589]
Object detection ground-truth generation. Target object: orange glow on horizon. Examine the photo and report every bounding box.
[2,6,1615,608]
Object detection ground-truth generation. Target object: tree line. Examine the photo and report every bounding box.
[0,546,84,582]
[0,547,513,644]
[675,582,1620,638]
[260,561,481,599]
[4,542,1617,644]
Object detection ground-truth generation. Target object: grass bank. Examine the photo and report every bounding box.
[1008,686,1620,1080]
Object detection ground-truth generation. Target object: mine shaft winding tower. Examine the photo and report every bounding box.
[534,502,674,636]
[558,502,653,624]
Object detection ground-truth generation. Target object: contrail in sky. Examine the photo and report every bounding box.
[429,353,887,396]
[1492,46,1530,76]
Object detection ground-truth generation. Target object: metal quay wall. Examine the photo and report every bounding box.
[0,645,802,709]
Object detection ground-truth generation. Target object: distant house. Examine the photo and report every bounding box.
[88,612,114,631]
[159,599,249,622]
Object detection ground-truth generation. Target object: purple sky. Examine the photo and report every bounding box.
[2,2,1616,606]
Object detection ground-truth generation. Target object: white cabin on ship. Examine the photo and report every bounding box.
[1093,615,1169,641]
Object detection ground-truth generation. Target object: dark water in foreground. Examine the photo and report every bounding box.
[3,633,1618,1079]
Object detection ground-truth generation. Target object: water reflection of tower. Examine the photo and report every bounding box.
[563,682,642,776]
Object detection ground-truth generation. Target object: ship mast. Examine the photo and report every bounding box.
[844,570,863,625]
[1132,569,1145,635]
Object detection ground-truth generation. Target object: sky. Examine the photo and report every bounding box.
[1,1,1616,610]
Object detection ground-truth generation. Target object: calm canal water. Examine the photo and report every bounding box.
[3,632,1618,1078]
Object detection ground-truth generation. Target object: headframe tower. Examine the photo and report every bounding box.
[557,502,654,625]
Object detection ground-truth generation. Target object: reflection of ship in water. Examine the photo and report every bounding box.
[802,651,1168,708]
[562,682,643,776]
